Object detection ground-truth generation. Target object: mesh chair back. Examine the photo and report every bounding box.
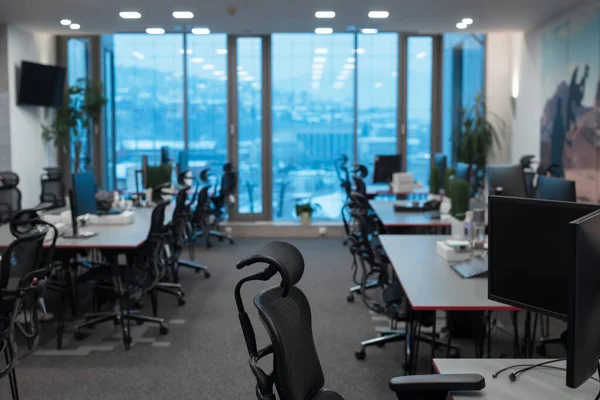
[353,176,367,196]
[0,172,21,223]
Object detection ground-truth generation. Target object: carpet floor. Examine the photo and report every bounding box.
[0,238,566,400]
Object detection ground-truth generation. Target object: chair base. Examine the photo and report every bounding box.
[355,330,460,361]
[192,229,234,249]
[155,283,186,307]
[178,260,211,277]
[346,280,379,302]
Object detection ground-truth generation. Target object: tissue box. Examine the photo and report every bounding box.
[436,240,472,262]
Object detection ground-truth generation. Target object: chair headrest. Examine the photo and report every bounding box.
[200,167,211,182]
[0,172,19,188]
[236,241,305,296]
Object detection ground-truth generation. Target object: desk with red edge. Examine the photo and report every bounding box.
[379,235,518,374]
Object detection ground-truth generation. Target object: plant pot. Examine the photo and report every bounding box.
[450,215,467,240]
[299,212,312,226]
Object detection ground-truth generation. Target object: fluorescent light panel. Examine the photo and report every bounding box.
[173,11,194,19]
[119,11,141,19]
[191,28,210,35]
[462,17,473,25]
[146,28,165,34]
[456,22,467,29]
[368,11,389,19]
[60,19,71,26]
[70,24,81,30]
[315,27,333,34]
[361,28,378,34]
[315,11,335,18]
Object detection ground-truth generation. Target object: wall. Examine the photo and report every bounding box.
[7,26,56,208]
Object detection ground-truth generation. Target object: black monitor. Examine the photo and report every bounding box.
[18,61,66,107]
[373,155,402,184]
[487,164,527,197]
[455,162,470,181]
[536,176,576,202]
[568,210,600,388]
[488,196,600,320]
[433,153,447,190]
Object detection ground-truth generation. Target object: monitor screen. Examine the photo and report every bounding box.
[567,210,600,388]
[18,61,66,107]
[72,172,97,216]
[373,155,402,183]
[487,164,527,197]
[488,196,600,320]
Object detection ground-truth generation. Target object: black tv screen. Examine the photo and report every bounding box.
[18,61,66,107]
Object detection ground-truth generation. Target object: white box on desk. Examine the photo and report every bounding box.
[436,240,472,262]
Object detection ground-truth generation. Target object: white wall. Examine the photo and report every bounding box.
[7,26,56,208]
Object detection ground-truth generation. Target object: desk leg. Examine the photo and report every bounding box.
[511,311,520,358]
[106,251,132,350]
[430,311,436,373]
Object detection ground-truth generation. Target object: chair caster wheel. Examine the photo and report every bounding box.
[74,331,84,341]
[159,324,169,335]
[178,297,186,306]
[355,349,366,360]
[136,320,144,326]
[204,271,211,279]
[347,294,354,303]
[536,344,547,357]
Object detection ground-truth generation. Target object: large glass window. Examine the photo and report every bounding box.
[113,34,184,190]
[67,38,89,172]
[406,37,433,187]
[357,33,398,181]
[442,34,485,166]
[187,34,228,178]
[103,50,115,190]
[271,34,355,220]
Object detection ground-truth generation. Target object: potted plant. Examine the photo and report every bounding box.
[42,78,107,173]
[452,93,504,192]
[295,201,321,226]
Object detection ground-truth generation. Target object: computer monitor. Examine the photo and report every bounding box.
[568,210,600,388]
[487,164,527,197]
[536,175,576,202]
[433,153,447,190]
[455,162,470,181]
[373,155,402,184]
[488,196,600,320]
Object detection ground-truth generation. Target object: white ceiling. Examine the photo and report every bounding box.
[0,0,581,34]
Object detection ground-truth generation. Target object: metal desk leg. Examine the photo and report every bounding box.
[106,251,132,350]
[430,311,437,373]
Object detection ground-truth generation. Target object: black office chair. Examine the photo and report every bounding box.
[535,175,576,202]
[234,241,485,400]
[40,168,66,209]
[0,172,21,223]
[74,201,170,344]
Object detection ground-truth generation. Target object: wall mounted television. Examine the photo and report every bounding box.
[17,61,66,107]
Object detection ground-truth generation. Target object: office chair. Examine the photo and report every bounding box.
[454,162,470,181]
[334,154,352,199]
[352,164,368,197]
[234,241,485,400]
[0,172,21,223]
[40,168,66,209]
[536,176,576,202]
[74,201,170,344]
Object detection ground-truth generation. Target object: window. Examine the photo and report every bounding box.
[103,50,115,190]
[113,34,184,190]
[271,34,355,220]
[442,34,485,166]
[67,38,89,172]
[187,34,228,178]
[357,33,398,181]
[406,37,433,187]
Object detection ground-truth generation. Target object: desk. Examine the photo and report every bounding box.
[380,235,518,373]
[366,184,427,199]
[433,359,598,399]
[370,200,450,234]
[0,207,160,350]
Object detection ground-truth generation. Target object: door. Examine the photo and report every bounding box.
[228,36,272,221]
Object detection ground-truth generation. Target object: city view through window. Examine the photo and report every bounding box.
[112,33,484,220]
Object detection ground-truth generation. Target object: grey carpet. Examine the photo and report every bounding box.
[0,238,567,399]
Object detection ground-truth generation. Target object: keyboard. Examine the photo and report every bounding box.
[451,254,488,279]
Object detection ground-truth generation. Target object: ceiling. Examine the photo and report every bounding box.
[0,0,582,35]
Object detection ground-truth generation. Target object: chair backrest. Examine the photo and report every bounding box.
[353,176,367,196]
[235,241,343,400]
[536,175,576,202]
[455,162,470,181]
[0,172,21,223]
[40,168,65,208]
[220,169,237,197]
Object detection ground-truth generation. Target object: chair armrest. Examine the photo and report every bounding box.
[389,374,484,399]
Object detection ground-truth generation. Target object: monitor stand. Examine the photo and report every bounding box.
[63,188,97,239]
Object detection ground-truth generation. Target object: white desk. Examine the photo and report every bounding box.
[370,201,451,229]
[434,359,598,399]
[380,235,517,311]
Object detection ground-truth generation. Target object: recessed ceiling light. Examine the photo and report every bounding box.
[60,19,72,26]
[191,57,205,63]
[119,11,141,19]
[146,28,165,34]
[202,64,215,70]
[314,48,328,54]
[462,17,473,25]
[315,27,333,35]
[313,57,326,63]
[191,27,210,35]
[315,11,335,19]
[173,11,194,19]
[69,23,81,30]
[368,11,389,19]
[216,48,228,55]
[456,22,467,29]
[361,28,378,34]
